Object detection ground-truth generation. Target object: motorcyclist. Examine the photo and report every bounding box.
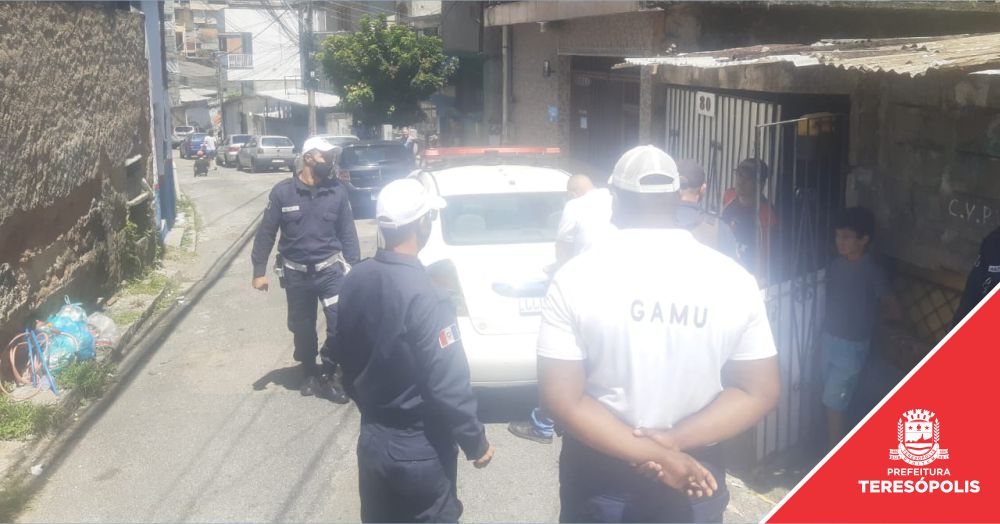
[194,150,210,177]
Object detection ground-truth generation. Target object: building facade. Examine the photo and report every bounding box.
[0,3,161,357]
[481,0,1000,465]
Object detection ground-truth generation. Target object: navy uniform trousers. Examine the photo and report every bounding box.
[283,264,344,373]
[357,422,462,523]
[559,436,730,523]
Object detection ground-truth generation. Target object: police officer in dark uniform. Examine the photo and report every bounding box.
[251,137,359,402]
[953,225,1000,327]
[335,179,495,523]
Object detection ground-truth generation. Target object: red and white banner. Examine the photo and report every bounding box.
[765,287,1000,523]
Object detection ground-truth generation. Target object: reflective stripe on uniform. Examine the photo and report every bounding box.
[322,295,339,307]
[283,252,349,273]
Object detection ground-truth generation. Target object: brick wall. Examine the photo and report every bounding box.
[504,11,663,153]
[555,11,663,57]
[0,3,155,346]
[508,23,561,147]
[851,73,1000,276]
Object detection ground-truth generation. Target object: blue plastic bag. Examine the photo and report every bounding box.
[44,296,96,371]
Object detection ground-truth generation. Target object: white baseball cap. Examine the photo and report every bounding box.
[376,179,447,229]
[302,136,335,154]
[609,145,681,194]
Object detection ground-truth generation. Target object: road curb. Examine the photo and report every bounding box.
[2,202,263,518]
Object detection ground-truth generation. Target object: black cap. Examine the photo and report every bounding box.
[677,159,706,189]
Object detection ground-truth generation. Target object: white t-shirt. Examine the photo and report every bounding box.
[203,135,216,150]
[556,188,614,255]
[537,228,777,429]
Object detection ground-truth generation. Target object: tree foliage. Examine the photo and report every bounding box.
[318,15,456,126]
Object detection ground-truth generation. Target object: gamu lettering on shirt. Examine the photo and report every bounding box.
[630,300,708,328]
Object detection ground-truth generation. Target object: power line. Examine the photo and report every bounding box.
[221,8,291,41]
[324,1,398,17]
[318,0,398,28]
[265,2,301,43]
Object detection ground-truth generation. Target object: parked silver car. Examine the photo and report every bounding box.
[236,135,296,172]
[216,134,253,167]
[171,125,195,148]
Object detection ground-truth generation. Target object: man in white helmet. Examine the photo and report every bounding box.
[538,145,781,522]
[251,136,359,402]
[335,179,495,523]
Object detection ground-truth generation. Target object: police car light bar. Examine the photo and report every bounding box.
[423,147,561,158]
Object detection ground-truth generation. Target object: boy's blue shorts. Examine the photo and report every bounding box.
[821,333,870,411]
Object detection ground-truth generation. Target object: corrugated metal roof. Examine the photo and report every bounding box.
[179,59,217,78]
[623,33,1000,77]
[178,87,217,103]
[258,90,341,109]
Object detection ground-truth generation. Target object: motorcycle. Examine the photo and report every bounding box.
[193,156,210,177]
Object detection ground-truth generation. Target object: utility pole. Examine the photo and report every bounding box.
[304,0,317,136]
[216,51,227,140]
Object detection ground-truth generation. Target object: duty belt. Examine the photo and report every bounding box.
[282,252,351,274]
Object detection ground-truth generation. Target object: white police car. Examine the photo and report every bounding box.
[414,148,569,387]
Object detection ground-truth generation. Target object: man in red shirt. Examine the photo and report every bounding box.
[722,158,778,275]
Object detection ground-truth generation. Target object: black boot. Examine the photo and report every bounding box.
[315,373,349,404]
[300,364,320,397]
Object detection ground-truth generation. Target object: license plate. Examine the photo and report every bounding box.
[518,297,543,316]
[272,159,285,163]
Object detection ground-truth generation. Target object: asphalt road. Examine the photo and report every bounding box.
[17,158,561,523]
[17,157,775,523]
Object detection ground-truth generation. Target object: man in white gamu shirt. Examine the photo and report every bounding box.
[538,145,781,523]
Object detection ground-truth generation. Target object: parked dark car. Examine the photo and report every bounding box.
[237,135,297,172]
[312,134,360,148]
[338,141,416,217]
[216,134,253,167]
[179,133,208,159]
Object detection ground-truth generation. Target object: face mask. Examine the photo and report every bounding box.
[417,214,433,250]
[311,161,333,179]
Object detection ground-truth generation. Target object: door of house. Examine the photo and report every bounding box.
[663,85,849,465]
[569,66,640,179]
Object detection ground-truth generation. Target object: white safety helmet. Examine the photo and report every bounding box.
[376,179,446,229]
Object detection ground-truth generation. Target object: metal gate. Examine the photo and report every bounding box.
[663,88,782,216]
[663,86,848,463]
[754,113,847,462]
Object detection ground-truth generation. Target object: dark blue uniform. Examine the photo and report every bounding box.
[335,250,488,523]
[953,226,1000,327]
[252,175,360,374]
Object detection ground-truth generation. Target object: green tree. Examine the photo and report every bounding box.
[318,15,456,126]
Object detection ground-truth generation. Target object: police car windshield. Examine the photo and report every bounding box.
[441,192,566,246]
